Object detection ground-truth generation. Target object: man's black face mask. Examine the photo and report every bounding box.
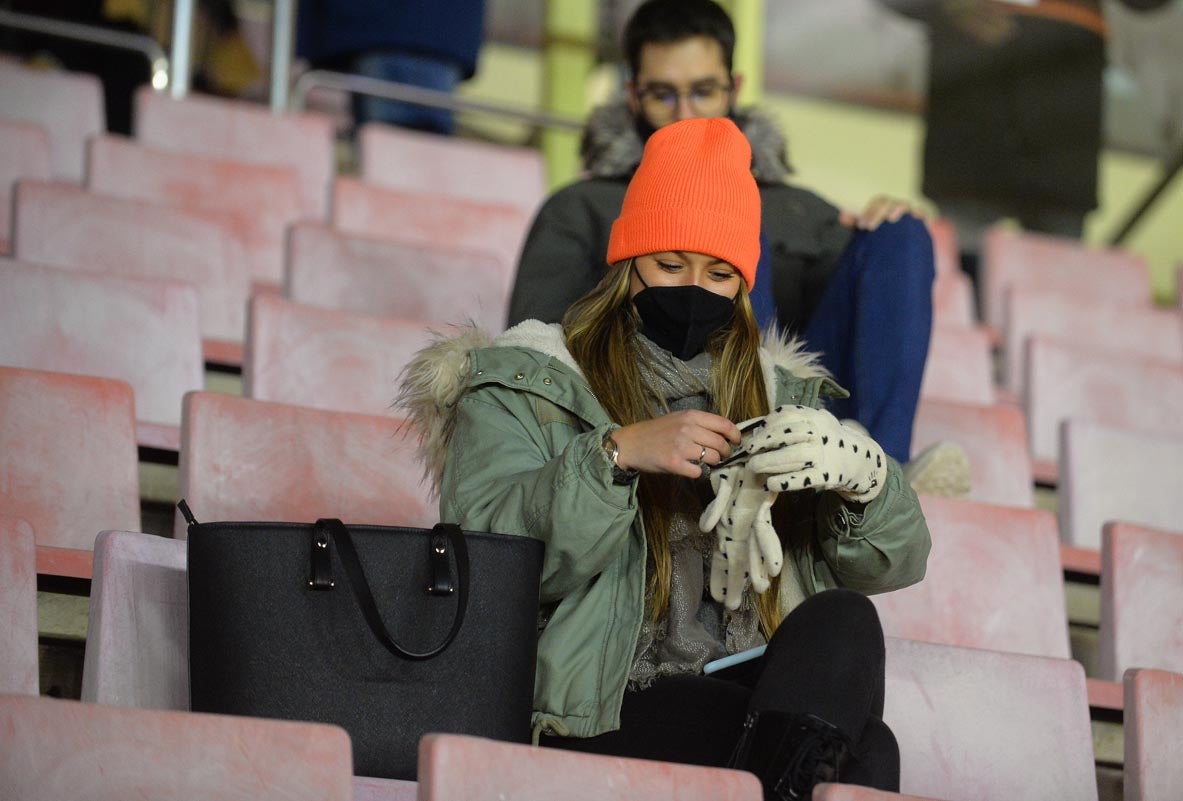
[631,264,736,360]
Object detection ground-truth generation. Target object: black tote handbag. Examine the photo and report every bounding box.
[182,502,544,780]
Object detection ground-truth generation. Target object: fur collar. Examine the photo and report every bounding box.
[397,321,828,496]
[581,100,793,183]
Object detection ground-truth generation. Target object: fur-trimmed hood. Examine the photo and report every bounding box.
[396,321,830,495]
[580,100,793,183]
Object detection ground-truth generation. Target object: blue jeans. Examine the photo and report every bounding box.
[801,217,935,464]
[352,51,463,134]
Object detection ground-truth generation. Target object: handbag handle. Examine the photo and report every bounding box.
[314,519,470,661]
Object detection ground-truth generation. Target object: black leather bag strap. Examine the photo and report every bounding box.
[315,519,470,661]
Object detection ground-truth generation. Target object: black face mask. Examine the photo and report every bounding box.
[632,107,740,146]
[632,265,736,361]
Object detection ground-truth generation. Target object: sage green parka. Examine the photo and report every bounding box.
[400,320,930,741]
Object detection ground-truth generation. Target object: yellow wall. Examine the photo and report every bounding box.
[462,44,1181,304]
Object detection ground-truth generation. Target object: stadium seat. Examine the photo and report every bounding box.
[12,181,253,346]
[912,399,1034,508]
[0,518,37,695]
[1124,668,1183,801]
[0,62,104,182]
[244,294,435,416]
[80,531,187,710]
[919,326,995,405]
[873,496,1070,659]
[931,271,976,329]
[0,120,51,253]
[815,786,944,801]
[1058,420,1183,550]
[175,392,435,537]
[417,733,761,801]
[0,694,353,801]
[332,177,528,289]
[981,227,1151,329]
[0,367,140,578]
[0,261,202,441]
[358,122,547,216]
[134,87,335,219]
[87,135,305,284]
[883,637,1096,801]
[927,217,959,277]
[1002,288,1183,394]
[1098,523,1183,681]
[286,222,508,332]
[1025,337,1183,471]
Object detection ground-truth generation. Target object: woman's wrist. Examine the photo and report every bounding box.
[602,427,639,484]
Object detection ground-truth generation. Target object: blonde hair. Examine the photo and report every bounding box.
[562,260,782,637]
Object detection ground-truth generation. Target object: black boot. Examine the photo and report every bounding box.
[728,710,853,801]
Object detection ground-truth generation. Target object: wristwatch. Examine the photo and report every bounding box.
[601,430,639,485]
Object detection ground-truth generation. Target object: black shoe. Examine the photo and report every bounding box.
[728,710,852,801]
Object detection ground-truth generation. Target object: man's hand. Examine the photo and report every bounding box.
[840,195,925,231]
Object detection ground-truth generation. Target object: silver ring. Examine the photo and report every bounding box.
[698,446,707,463]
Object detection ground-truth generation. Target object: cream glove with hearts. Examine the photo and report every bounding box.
[699,446,784,611]
[745,405,887,504]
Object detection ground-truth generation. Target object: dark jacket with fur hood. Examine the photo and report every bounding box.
[506,102,852,332]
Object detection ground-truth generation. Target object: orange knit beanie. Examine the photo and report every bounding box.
[607,117,761,289]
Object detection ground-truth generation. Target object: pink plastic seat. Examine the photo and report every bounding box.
[0,261,202,437]
[81,531,188,710]
[1124,668,1183,801]
[13,180,253,344]
[1058,420,1183,549]
[0,518,37,695]
[1098,523,1183,681]
[927,217,959,277]
[358,122,546,215]
[0,62,104,182]
[883,637,1096,801]
[0,120,51,252]
[245,294,435,416]
[286,222,508,331]
[0,694,353,801]
[332,177,528,290]
[931,271,976,329]
[417,733,761,801]
[1003,288,1183,394]
[1025,336,1183,469]
[919,326,995,405]
[0,367,140,578]
[874,496,1069,658]
[981,227,1151,329]
[815,786,945,801]
[87,134,305,284]
[176,392,435,537]
[75,528,417,799]
[912,399,1034,508]
[134,88,334,219]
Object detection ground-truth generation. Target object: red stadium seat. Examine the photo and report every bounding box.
[0,62,103,182]
[0,120,51,253]
[1124,668,1183,801]
[931,271,976,329]
[0,695,354,801]
[0,367,140,578]
[244,294,435,416]
[175,392,435,537]
[134,87,335,219]
[920,326,995,405]
[286,222,507,332]
[0,518,38,695]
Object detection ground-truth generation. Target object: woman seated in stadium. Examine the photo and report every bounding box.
[400,117,931,800]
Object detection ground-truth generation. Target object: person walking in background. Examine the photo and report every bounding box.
[297,0,487,134]
[401,117,931,800]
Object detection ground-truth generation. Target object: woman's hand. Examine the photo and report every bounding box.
[612,410,742,479]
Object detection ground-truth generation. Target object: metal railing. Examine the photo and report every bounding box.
[1108,142,1183,246]
[0,8,170,91]
[289,69,585,132]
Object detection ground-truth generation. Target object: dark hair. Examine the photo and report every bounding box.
[622,0,736,78]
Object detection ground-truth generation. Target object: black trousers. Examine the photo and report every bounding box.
[542,588,899,791]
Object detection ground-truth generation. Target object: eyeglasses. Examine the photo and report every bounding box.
[635,80,734,122]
